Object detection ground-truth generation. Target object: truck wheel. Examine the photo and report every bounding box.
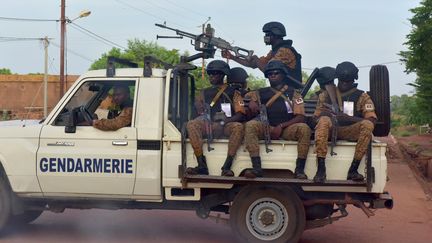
[369,65,390,137]
[9,210,43,226]
[0,178,12,231]
[230,186,305,243]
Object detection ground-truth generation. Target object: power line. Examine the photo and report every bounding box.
[68,23,123,49]
[51,41,94,62]
[69,22,127,50]
[0,16,58,22]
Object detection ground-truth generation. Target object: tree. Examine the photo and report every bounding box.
[400,0,432,124]
[0,68,12,75]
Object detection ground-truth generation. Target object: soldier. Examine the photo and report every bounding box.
[92,85,133,131]
[227,67,249,96]
[243,60,311,179]
[186,60,245,177]
[313,61,377,182]
[222,21,302,87]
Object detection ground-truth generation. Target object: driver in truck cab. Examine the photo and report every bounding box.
[91,85,133,131]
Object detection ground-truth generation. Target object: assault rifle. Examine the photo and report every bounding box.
[323,83,340,156]
[259,104,273,153]
[155,23,254,60]
[203,103,214,152]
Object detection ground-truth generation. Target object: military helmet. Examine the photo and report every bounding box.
[206,60,230,75]
[227,67,248,84]
[262,21,286,37]
[335,61,359,81]
[317,66,336,86]
[264,60,288,77]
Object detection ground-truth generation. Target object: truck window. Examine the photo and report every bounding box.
[54,81,135,126]
[167,73,194,130]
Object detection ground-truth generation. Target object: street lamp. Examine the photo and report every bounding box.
[59,2,91,100]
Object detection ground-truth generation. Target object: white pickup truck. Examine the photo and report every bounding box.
[0,56,392,242]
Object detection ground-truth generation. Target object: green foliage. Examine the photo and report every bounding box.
[89,39,185,70]
[400,0,432,125]
[247,74,267,90]
[0,68,12,75]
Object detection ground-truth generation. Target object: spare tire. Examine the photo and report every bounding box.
[369,65,390,137]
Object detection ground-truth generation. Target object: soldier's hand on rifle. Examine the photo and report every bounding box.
[221,49,233,59]
[248,100,260,115]
[270,125,282,140]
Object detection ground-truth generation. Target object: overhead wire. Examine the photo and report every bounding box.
[51,41,94,62]
[69,22,127,50]
[0,16,57,22]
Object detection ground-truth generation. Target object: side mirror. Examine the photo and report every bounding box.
[65,110,77,133]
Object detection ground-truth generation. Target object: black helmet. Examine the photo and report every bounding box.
[264,60,288,77]
[227,67,248,84]
[335,61,359,81]
[206,60,230,75]
[262,21,286,37]
[317,66,336,86]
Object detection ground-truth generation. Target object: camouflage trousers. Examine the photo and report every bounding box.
[315,116,374,160]
[186,119,244,157]
[244,120,311,158]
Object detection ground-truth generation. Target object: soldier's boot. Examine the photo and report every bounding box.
[347,159,364,181]
[186,155,209,175]
[244,157,263,179]
[313,157,326,183]
[294,158,308,180]
[221,155,234,177]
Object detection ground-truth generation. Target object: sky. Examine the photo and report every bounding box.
[0,0,421,96]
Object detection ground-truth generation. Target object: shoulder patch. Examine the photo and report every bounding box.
[365,103,374,111]
[295,97,304,105]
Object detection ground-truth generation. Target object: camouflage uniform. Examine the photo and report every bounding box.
[187,85,245,157]
[93,100,133,131]
[314,88,377,161]
[244,87,311,158]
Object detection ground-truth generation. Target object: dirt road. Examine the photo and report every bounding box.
[1,138,431,242]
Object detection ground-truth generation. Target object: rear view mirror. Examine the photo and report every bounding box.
[65,110,77,133]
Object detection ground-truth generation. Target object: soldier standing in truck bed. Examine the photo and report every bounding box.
[222,21,302,87]
[313,61,377,183]
[243,60,311,179]
[186,60,246,177]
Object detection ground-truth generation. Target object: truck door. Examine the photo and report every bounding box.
[37,79,138,197]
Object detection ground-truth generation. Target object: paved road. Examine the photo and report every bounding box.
[1,141,431,242]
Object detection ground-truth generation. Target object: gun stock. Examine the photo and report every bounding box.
[259,104,273,153]
[203,103,214,152]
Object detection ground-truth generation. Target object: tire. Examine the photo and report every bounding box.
[9,210,43,226]
[230,186,305,243]
[369,65,390,137]
[0,178,12,232]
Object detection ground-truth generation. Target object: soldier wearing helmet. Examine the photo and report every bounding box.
[313,61,377,183]
[227,67,249,96]
[186,60,246,177]
[242,60,311,179]
[222,21,302,88]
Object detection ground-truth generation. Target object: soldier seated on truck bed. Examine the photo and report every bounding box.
[186,60,246,177]
[313,61,377,183]
[244,60,311,179]
[91,85,133,131]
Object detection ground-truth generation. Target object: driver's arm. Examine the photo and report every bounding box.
[92,107,132,131]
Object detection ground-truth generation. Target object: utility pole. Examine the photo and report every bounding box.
[60,0,66,100]
[43,37,49,117]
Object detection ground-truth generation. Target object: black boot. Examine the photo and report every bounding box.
[244,157,263,179]
[186,155,209,175]
[313,157,326,183]
[294,158,308,179]
[347,159,364,181]
[221,155,234,177]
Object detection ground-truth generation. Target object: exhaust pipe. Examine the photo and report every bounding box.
[371,192,393,209]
